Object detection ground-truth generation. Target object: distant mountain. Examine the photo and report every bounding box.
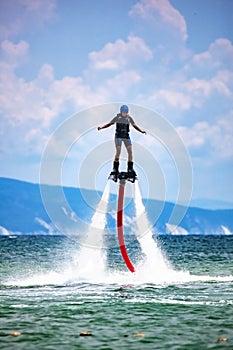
[0,177,232,236]
[189,198,233,210]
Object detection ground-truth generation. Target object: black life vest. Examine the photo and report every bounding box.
[115,114,130,138]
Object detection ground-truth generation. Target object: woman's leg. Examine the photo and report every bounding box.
[126,144,135,174]
[126,145,133,162]
[114,146,121,162]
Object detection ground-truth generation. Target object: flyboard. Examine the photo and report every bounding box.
[109,170,137,273]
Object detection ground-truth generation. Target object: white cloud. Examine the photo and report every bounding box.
[1,39,28,57]
[0,59,110,157]
[37,63,54,83]
[105,71,141,96]
[89,35,153,71]
[184,75,232,101]
[177,114,233,160]
[145,68,233,113]
[154,90,192,110]
[188,38,233,72]
[129,0,187,41]
[1,40,29,66]
[0,62,56,128]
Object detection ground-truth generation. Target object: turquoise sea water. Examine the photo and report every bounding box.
[0,235,233,350]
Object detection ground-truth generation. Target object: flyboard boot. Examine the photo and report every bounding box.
[127,161,137,183]
[109,161,119,182]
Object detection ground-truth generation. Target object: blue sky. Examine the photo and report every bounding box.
[0,0,233,203]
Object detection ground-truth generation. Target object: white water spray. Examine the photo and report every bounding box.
[76,181,110,280]
[133,181,175,280]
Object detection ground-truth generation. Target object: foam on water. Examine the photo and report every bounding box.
[5,269,76,287]
[5,266,233,287]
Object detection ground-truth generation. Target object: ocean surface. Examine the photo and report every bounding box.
[0,235,233,350]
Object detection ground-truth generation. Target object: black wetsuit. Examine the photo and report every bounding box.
[110,114,135,146]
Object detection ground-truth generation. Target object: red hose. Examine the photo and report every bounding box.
[117,181,135,273]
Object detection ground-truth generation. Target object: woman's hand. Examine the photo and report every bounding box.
[97,126,102,131]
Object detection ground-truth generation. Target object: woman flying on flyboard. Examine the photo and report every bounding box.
[97,105,147,182]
